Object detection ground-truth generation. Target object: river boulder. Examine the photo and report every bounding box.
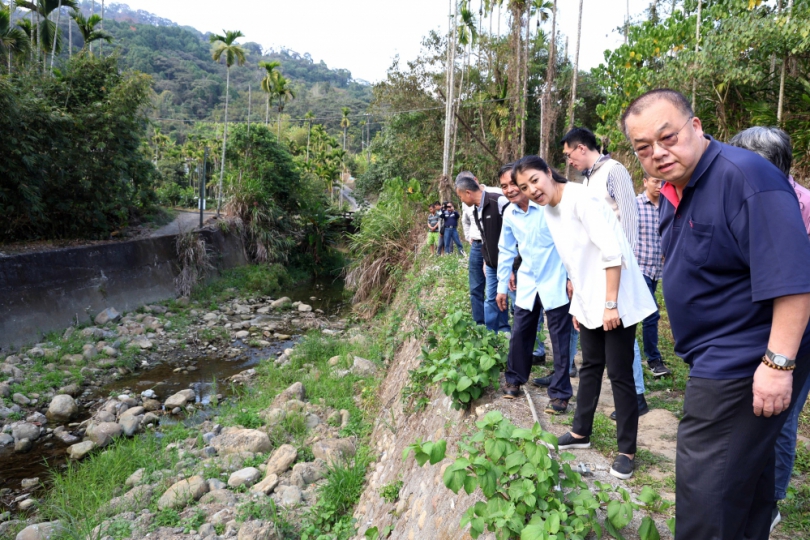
[164,389,195,409]
[157,475,208,510]
[94,308,121,326]
[227,467,261,488]
[86,422,123,447]
[270,297,291,309]
[46,395,78,423]
[67,441,95,460]
[264,444,297,477]
[14,521,63,540]
[11,422,40,442]
[312,438,356,466]
[210,428,271,456]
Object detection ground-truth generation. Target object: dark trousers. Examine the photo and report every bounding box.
[468,241,485,325]
[574,323,638,454]
[641,276,662,364]
[675,352,810,540]
[506,296,573,401]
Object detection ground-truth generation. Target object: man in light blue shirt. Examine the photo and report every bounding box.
[495,168,573,412]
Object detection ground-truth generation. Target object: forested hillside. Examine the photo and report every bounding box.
[66,2,375,148]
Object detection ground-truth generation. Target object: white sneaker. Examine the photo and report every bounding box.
[770,507,781,533]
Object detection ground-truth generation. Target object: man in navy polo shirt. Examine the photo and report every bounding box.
[623,89,810,540]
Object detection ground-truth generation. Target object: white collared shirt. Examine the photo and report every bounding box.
[544,183,656,329]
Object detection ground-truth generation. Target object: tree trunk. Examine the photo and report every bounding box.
[51,0,63,74]
[777,0,794,123]
[520,0,530,155]
[691,0,701,111]
[247,85,251,137]
[265,97,269,125]
[565,0,583,178]
[306,122,311,161]
[442,0,456,180]
[343,126,347,151]
[217,66,230,216]
[68,5,72,58]
[90,0,94,54]
[99,0,104,54]
[539,0,557,160]
[8,1,14,72]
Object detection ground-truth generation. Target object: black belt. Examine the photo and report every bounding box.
[472,239,482,243]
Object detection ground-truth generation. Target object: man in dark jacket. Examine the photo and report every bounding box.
[455,172,510,333]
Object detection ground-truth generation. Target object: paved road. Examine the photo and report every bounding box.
[152,209,216,237]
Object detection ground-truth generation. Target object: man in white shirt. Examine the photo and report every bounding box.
[561,127,649,417]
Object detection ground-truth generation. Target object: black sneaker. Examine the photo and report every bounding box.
[569,363,578,378]
[531,373,553,387]
[610,454,635,480]
[770,506,781,533]
[532,353,547,366]
[648,360,671,378]
[557,432,591,449]
[501,382,522,399]
[545,398,568,414]
[610,394,650,421]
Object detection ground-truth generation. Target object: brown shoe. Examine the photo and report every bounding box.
[501,382,522,399]
[545,398,569,414]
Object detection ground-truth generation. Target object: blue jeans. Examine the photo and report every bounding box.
[468,242,485,325]
[775,371,810,499]
[484,265,510,333]
[443,228,463,255]
[570,325,579,364]
[633,340,645,394]
[642,276,662,363]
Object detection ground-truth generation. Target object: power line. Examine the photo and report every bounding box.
[148,96,516,125]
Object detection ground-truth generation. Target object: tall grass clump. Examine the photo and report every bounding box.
[345,178,424,317]
[175,230,214,297]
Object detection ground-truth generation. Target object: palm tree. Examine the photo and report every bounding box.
[17,0,77,69]
[70,10,110,52]
[304,110,315,161]
[538,0,556,160]
[340,107,351,152]
[258,60,280,126]
[209,29,246,216]
[1,5,29,72]
[272,74,295,139]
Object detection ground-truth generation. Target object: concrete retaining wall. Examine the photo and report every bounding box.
[0,229,247,351]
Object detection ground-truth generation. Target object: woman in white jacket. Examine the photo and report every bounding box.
[512,155,656,480]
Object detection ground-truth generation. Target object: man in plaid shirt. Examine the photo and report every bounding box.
[635,175,672,377]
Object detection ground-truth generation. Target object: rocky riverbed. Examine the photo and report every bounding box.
[0,279,359,538]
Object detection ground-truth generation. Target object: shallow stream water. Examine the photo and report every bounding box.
[0,277,348,513]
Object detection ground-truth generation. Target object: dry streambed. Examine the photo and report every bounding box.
[0,285,351,536]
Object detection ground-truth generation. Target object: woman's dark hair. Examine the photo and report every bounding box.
[550,168,568,184]
[511,155,566,183]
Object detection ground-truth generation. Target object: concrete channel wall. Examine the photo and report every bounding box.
[0,228,247,351]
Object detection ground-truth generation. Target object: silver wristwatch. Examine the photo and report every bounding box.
[766,349,796,369]
[605,301,618,310]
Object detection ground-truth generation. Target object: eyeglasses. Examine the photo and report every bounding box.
[633,117,694,159]
[563,144,582,161]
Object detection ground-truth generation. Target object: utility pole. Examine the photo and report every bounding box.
[200,147,209,228]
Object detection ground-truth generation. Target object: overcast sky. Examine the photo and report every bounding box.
[115,0,656,83]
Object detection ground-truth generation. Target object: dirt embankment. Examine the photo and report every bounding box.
[351,301,682,539]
